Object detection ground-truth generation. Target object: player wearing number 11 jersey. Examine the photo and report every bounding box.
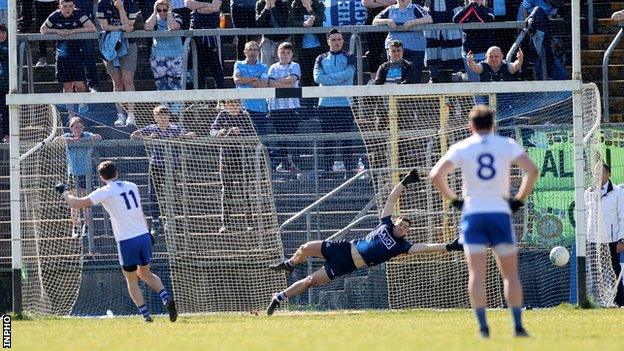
[429,105,538,338]
[55,161,177,323]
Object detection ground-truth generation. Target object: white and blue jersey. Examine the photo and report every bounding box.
[354,216,412,266]
[442,133,524,245]
[88,179,151,266]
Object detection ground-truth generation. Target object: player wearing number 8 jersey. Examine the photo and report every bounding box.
[55,161,177,323]
[429,105,538,338]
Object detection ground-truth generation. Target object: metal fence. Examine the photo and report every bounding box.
[17,21,527,91]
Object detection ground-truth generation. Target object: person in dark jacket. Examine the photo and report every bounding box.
[453,0,495,82]
[186,0,226,89]
[373,40,417,84]
[287,0,326,87]
[255,0,289,65]
[210,99,257,233]
[231,0,258,60]
[466,46,522,82]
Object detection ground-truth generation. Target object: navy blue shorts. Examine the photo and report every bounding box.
[56,56,86,83]
[117,233,152,267]
[460,213,515,246]
[321,239,357,280]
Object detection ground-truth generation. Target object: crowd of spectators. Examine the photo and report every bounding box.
[20,0,569,97]
[4,0,574,160]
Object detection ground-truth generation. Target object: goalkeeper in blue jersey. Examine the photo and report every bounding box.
[266,170,464,315]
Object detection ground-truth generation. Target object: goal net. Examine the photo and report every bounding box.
[16,99,286,315]
[347,83,603,309]
[9,81,609,315]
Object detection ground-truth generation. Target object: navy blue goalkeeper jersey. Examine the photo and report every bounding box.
[354,216,412,266]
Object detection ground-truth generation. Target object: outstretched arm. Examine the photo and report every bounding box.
[408,243,446,254]
[381,182,405,218]
[55,182,94,208]
[408,237,463,254]
[381,170,420,218]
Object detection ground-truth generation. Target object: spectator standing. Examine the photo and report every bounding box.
[41,0,96,103]
[130,105,196,235]
[287,0,326,87]
[233,41,269,134]
[0,23,8,142]
[268,42,301,172]
[521,6,566,80]
[585,163,624,307]
[255,0,289,66]
[210,99,256,233]
[373,40,417,84]
[54,116,102,237]
[35,0,64,67]
[453,0,494,82]
[313,29,357,172]
[170,0,191,29]
[424,0,463,83]
[373,0,432,84]
[231,0,257,60]
[186,0,226,89]
[74,0,101,92]
[466,46,522,81]
[145,0,185,91]
[98,0,140,126]
[362,0,394,80]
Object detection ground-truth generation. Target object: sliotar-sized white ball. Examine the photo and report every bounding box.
[549,246,570,267]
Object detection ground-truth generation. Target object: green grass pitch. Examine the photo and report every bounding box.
[12,307,624,351]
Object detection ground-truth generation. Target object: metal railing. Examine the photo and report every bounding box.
[602,21,624,122]
[15,21,526,90]
[588,0,594,35]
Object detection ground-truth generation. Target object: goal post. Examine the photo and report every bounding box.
[7,80,606,315]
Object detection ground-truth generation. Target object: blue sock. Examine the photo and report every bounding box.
[511,307,523,330]
[284,259,294,268]
[276,292,287,302]
[138,304,150,320]
[158,289,169,305]
[475,308,488,331]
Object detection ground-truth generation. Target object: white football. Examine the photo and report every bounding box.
[549,246,570,267]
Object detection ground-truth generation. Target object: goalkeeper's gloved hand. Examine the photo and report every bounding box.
[55,182,70,195]
[508,198,525,212]
[450,197,464,210]
[445,237,464,252]
[401,169,420,186]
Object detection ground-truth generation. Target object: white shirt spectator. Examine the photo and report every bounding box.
[585,180,624,243]
[267,61,301,110]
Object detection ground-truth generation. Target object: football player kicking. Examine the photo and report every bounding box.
[56,160,178,323]
[267,169,464,315]
[429,105,538,338]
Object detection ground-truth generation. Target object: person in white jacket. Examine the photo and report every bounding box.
[584,163,624,306]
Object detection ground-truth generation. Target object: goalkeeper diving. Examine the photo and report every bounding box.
[267,170,464,315]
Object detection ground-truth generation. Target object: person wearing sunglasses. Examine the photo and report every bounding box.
[144,0,185,91]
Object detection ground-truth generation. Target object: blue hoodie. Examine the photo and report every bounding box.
[313,50,356,107]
